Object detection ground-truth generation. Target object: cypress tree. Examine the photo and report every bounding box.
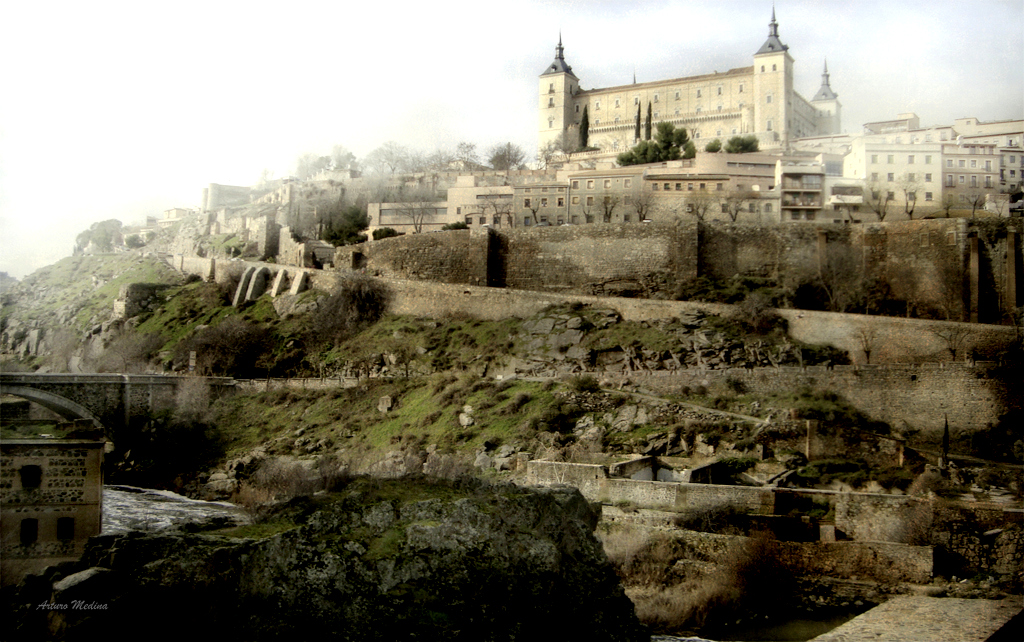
[634,103,641,142]
[579,105,589,150]
[645,102,652,140]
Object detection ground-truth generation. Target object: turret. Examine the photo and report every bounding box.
[811,60,842,135]
[539,35,580,152]
[753,8,794,147]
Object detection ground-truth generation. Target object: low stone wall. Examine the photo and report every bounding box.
[601,519,933,584]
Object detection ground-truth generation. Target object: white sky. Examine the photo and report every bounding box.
[1,0,1021,279]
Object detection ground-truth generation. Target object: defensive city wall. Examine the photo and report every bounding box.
[335,218,1022,324]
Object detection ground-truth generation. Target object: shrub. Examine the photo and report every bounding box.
[567,375,601,394]
[372,227,401,240]
[309,275,392,347]
[440,222,468,231]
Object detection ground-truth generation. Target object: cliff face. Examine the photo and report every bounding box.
[4,479,647,642]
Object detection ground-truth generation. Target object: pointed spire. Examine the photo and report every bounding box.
[542,33,576,78]
[812,58,838,101]
[755,7,788,55]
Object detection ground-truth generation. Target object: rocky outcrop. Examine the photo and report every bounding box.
[4,478,647,642]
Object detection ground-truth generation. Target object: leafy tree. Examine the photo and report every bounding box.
[617,122,691,166]
[579,105,589,149]
[644,103,652,141]
[488,142,527,170]
[321,205,369,246]
[74,219,123,253]
[125,234,146,249]
[724,135,759,153]
[683,141,697,159]
[705,139,722,153]
[330,145,357,171]
[295,152,332,179]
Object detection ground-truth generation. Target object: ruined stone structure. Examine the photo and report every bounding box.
[0,438,104,586]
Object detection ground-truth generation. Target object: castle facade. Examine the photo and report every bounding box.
[539,10,841,154]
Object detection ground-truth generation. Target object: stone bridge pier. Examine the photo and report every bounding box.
[0,374,236,438]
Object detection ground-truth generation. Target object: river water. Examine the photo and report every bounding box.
[102,485,248,534]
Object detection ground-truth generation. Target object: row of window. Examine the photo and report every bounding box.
[945,175,995,188]
[870,154,934,165]
[872,172,933,183]
[946,158,995,170]
[586,84,745,112]
[873,190,937,202]
[19,517,76,545]
[568,178,633,190]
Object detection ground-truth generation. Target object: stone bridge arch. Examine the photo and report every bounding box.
[0,385,104,430]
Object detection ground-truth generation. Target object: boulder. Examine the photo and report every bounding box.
[4,480,645,641]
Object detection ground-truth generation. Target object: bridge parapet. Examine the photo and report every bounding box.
[0,374,236,435]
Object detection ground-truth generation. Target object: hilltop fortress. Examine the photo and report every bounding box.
[539,10,841,154]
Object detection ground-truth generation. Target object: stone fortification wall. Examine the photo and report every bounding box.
[338,230,493,286]
[498,222,699,296]
[203,183,254,212]
[602,362,1019,437]
[328,218,1021,323]
[700,222,841,281]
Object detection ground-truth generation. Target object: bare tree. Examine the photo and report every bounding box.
[720,190,758,222]
[896,173,922,220]
[364,141,409,175]
[685,188,715,222]
[600,195,620,223]
[817,244,864,312]
[856,327,877,364]
[865,179,893,221]
[455,142,480,170]
[295,152,331,179]
[964,191,986,218]
[628,186,653,221]
[93,328,164,373]
[45,328,79,373]
[939,193,958,218]
[934,325,974,361]
[479,197,516,228]
[536,132,574,169]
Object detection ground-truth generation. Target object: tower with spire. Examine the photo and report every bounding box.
[811,60,842,135]
[539,35,580,152]
[753,6,794,146]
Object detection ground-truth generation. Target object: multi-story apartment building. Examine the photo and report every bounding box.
[539,10,841,157]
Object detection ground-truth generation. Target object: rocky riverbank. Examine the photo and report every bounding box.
[2,477,648,642]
